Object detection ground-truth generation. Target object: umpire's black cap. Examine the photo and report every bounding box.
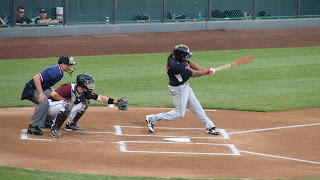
[58,56,77,65]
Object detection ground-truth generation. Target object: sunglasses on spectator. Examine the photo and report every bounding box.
[19,11,24,13]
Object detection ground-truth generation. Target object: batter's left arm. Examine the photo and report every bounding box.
[189,61,203,71]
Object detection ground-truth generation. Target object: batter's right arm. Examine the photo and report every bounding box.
[192,68,215,77]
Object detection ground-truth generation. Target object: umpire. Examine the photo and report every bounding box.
[21,56,76,135]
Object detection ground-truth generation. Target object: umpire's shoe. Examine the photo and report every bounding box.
[27,124,43,135]
[50,127,61,138]
[64,122,82,131]
[146,115,154,132]
[206,127,220,135]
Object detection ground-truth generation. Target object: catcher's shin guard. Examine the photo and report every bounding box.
[65,110,85,131]
[51,101,72,137]
[71,110,86,124]
[54,110,69,129]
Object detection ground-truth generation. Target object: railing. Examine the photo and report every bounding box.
[0,0,319,27]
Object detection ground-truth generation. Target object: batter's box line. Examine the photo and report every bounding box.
[118,141,240,156]
[239,150,320,165]
[229,122,320,135]
[20,129,114,143]
[115,125,230,139]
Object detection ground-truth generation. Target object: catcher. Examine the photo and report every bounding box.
[47,73,127,138]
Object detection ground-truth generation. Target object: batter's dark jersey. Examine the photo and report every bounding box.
[21,64,64,100]
[50,83,98,101]
[166,53,193,86]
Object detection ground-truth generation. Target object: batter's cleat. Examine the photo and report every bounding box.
[50,128,61,138]
[64,122,82,131]
[146,115,154,132]
[206,127,220,135]
[27,124,43,135]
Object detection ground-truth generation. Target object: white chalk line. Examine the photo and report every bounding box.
[229,123,320,135]
[239,150,320,165]
[20,127,236,155]
[229,123,320,165]
[21,127,229,140]
[119,141,240,155]
[115,125,230,139]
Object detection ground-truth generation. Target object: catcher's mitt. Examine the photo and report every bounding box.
[116,97,128,110]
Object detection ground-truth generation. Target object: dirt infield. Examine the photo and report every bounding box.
[0,28,320,179]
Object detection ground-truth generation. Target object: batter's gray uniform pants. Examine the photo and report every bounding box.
[28,89,52,127]
[149,82,215,130]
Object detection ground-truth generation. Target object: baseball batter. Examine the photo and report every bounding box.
[146,44,219,135]
[47,73,127,138]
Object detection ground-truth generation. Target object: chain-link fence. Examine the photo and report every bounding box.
[1,0,319,27]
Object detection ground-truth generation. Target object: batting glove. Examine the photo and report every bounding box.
[207,68,215,75]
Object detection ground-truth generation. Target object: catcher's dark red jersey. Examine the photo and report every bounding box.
[50,83,98,101]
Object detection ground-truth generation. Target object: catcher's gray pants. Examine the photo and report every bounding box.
[28,89,52,127]
[150,82,215,130]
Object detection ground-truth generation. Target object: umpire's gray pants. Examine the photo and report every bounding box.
[29,89,52,127]
[151,82,215,130]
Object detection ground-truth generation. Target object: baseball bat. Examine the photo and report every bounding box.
[215,55,254,72]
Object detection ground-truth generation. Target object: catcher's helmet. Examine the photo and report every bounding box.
[76,73,95,94]
[173,44,192,60]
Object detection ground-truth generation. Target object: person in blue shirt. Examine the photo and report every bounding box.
[21,56,77,135]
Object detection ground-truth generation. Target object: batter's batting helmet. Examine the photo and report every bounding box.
[76,73,95,94]
[173,44,192,60]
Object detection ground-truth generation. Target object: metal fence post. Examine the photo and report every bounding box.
[11,0,17,26]
[63,0,69,25]
[207,0,212,20]
[162,0,167,22]
[113,0,118,23]
[252,0,257,19]
[295,0,301,18]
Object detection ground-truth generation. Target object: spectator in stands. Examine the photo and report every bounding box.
[7,6,34,25]
[35,8,60,24]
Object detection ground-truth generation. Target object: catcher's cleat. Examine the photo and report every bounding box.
[64,122,82,131]
[206,127,220,135]
[27,124,43,135]
[50,128,61,138]
[146,115,154,132]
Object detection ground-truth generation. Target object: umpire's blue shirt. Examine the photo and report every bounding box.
[21,64,63,100]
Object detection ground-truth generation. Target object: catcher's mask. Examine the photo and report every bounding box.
[173,44,192,60]
[76,73,95,94]
[58,56,77,74]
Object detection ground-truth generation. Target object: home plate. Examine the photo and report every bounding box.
[163,138,191,143]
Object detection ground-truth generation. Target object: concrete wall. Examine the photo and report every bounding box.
[1,18,320,38]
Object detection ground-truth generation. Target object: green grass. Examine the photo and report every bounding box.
[1,46,319,111]
[0,46,319,179]
[0,166,210,180]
